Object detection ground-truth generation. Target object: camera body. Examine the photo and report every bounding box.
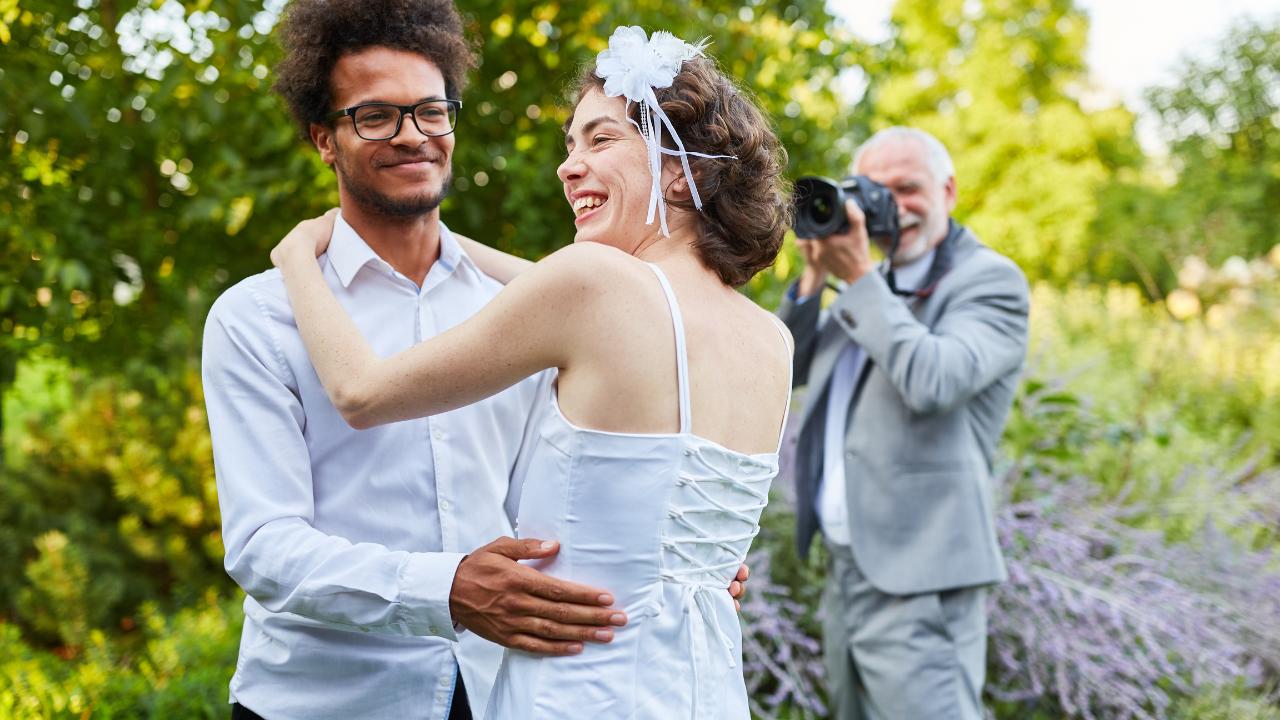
[793,175,899,243]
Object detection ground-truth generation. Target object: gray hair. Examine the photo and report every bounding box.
[852,126,955,185]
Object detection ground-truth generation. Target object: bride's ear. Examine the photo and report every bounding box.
[663,166,695,201]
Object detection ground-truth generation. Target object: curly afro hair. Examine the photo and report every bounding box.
[273,0,477,137]
[569,58,792,288]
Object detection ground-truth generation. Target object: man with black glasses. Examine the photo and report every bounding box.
[202,2,625,718]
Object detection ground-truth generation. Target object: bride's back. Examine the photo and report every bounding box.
[552,247,791,457]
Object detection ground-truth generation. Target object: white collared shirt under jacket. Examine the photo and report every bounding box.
[202,215,548,720]
[818,250,935,546]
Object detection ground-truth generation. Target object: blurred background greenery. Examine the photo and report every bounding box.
[2,0,1278,717]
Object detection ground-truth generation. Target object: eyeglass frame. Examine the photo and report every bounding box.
[326,98,463,141]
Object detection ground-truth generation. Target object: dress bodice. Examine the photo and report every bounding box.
[484,264,791,719]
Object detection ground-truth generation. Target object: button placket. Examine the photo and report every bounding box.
[429,414,455,550]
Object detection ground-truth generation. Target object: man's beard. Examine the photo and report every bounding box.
[891,211,939,265]
[335,149,451,218]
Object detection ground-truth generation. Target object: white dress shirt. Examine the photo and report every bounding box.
[817,250,935,546]
[202,214,548,720]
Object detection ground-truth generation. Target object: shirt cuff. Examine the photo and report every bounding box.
[397,551,467,641]
[788,283,817,305]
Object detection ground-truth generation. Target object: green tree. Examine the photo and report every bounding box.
[1150,18,1280,261]
[1089,18,1280,291]
[0,0,327,454]
[867,0,1141,283]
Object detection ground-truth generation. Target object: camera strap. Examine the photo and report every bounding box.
[885,220,963,298]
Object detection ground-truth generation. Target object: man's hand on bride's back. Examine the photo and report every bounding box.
[449,537,627,655]
[270,209,339,269]
[729,563,749,611]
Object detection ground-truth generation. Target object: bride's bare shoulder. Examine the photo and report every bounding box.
[734,291,793,339]
[531,241,659,294]
[540,240,641,268]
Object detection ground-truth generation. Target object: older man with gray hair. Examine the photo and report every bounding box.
[778,127,1029,718]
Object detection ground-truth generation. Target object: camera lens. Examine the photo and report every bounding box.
[793,176,849,238]
[813,190,837,223]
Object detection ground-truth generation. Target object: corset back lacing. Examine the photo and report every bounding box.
[644,263,793,720]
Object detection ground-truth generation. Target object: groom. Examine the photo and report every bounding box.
[203,2,632,718]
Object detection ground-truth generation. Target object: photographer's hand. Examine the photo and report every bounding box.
[819,200,877,284]
[794,237,828,298]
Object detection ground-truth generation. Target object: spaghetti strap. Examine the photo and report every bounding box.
[645,263,692,433]
[768,314,794,454]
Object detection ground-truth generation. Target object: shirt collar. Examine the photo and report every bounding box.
[435,222,470,277]
[326,212,384,289]
[891,246,936,290]
[325,212,480,289]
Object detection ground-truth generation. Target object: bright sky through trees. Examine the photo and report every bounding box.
[831,0,1280,149]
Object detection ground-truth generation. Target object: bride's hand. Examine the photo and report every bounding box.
[270,208,339,268]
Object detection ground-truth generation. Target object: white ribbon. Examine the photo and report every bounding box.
[595,26,736,237]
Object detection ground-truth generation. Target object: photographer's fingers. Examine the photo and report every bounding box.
[844,198,866,228]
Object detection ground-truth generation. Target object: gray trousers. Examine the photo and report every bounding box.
[822,542,988,720]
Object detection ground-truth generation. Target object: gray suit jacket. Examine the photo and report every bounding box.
[778,224,1028,595]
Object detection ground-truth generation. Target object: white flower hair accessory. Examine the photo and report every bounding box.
[595,26,736,237]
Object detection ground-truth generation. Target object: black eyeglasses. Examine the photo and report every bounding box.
[327,99,462,141]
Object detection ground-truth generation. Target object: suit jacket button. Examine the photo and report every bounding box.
[839,309,856,327]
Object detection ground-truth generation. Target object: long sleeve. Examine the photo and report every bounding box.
[827,254,1029,415]
[202,290,463,640]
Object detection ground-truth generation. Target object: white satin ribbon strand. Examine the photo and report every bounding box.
[624,92,737,237]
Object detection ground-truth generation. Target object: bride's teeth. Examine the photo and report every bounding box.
[572,196,605,215]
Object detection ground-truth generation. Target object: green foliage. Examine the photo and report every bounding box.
[0,362,227,647]
[1,0,323,399]
[1174,685,1280,720]
[1089,20,1280,292]
[16,531,102,650]
[1,593,241,719]
[868,0,1142,284]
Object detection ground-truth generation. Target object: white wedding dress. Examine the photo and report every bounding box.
[484,264,791,719]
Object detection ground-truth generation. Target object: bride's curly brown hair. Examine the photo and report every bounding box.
[568,57,792,288]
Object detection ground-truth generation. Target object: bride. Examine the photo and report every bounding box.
[271,27,792,718]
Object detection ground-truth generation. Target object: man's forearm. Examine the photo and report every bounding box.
[224,517,465,639]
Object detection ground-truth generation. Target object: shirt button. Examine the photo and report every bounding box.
[432,427,445,441]
[440,675,452,687]
[441,500,450,511]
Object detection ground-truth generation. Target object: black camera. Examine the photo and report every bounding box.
[793,175,899,242]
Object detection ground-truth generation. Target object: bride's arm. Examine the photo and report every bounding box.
[452,233,534,284]
[271,215,617,429]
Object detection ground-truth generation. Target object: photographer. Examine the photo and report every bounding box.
[778,127,1029,719]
